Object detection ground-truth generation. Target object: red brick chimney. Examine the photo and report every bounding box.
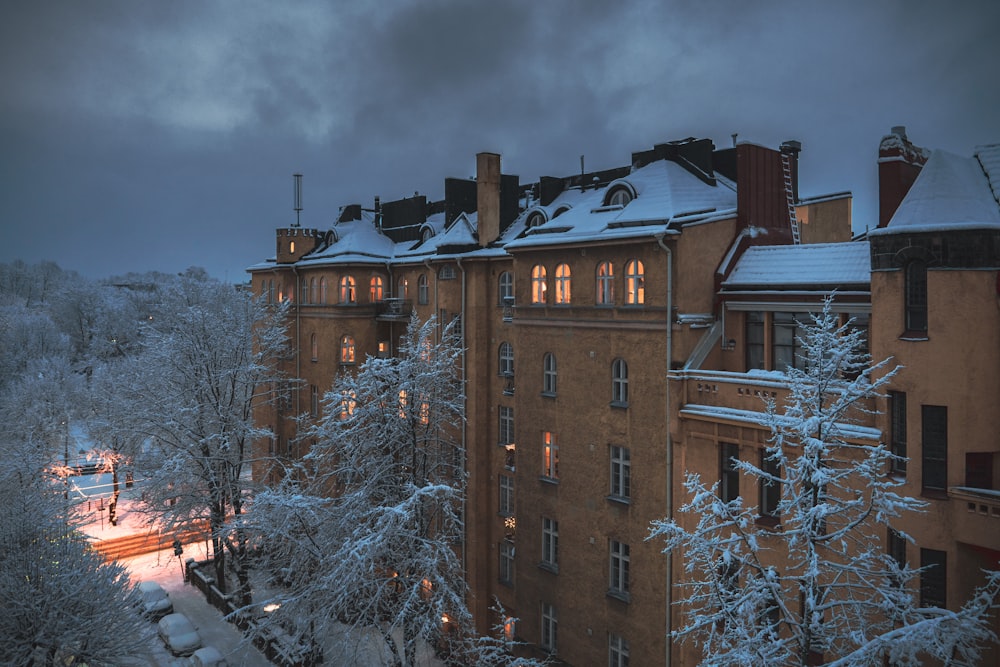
[878,126,928,228]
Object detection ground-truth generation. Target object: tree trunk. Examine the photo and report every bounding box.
[108,467,119,526]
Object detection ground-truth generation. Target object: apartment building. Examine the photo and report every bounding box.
[247,128,999,665]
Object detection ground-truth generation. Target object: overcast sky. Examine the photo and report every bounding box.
[2,1,997,282]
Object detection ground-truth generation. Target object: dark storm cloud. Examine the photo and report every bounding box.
[1,0,998,280]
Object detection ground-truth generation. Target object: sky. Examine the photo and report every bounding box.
[1,1,998,283]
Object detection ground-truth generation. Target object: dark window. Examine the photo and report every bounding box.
[746,311,765,370]
[773,312,807,371]
[920,548,946,608]
[921,405,947,494]
[417,274,429,305]
[965,452,994,490]
[889,391,907,475]
[759,450,780,520]
[888,528,907,571]
[498,406,514,445]
[905,261,928,333]
[720,443,740,503]
[542,353,557,395]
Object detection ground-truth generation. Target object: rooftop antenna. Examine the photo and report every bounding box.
[580,155,585,188]
[293,173,303,227]
[731,133,738,148]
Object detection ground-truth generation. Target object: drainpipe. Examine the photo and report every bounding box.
[290,266,302,432]
[655,233,674,667]
[455,257,468,586]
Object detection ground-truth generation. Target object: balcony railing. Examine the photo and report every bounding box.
[376,298,412,320]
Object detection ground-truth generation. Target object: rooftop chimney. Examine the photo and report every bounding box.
[477,152,501,247]
[878,125,929,228]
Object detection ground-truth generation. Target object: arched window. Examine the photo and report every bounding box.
[340,335,356,364]
[499,342,514,376]
[339,276,356,304]
[597,262,614,305]
[543,352,557,395]
[277,283,285,302]
[606,186,633,207]
[527,211,546,228]
[370,276,384,302]
[498,271,514,304]
[554,264,572,304]
[612,358,629,405]
[905,260,928,332]
[398,277,408,301]
[310,333,318,361]
[418,274,429,304]
[310,277,318,304]
[624,260,644,305]
[531,265,547,304]
[320,277,328,304]
[301,278,309,305]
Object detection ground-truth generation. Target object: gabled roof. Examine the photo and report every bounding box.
[722,242,870,289]
[870,148,1000,236]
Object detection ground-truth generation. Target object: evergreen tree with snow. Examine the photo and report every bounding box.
[649,297,1000,666]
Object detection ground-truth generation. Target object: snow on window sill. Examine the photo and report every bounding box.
[539,476,559,486]
[538,561,559,575]
[606,494,631,506]
[606,589,631,604]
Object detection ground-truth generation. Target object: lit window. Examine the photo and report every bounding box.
[310,333,318,362]
[611,358,628,405]
[609,540,630,598]
[542,517,558,568]
[624,260,644,305]
[759,449,781,520]
[543,431,558,480]
[310,277,318,304]
[398,277,408,301]
[499,342,514,377]
[499,406,514,445]
[369,276,384,302]
[320,277,328,304]
[289,240,296,254]
[596,262,614,305]
[609,445,630,500]
[499,540,515,584]
[609,633,629,667]
[340,335,356,364]
[418,274,429,305]
[720,443,740,503]
[498,271,514,304]
[542,353,557,395]
[531,265,547,304]
[499,474,514,516]
[338,391,356,420]
[339,275,356,304]
[554,264,571,304]
[541,603,557,653]
[905,260,928,333]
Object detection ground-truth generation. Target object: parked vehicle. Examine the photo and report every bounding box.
[189,646,228,667]
[138,581,173,620]
[157,613,202,657]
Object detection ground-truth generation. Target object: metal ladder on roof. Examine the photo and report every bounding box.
[781,152,801,244]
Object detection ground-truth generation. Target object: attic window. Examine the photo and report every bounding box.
[605,186,634,208]
[439,265,456,280]
[552,206,571,219]
[527,212,546,228]
[422,228,434,243]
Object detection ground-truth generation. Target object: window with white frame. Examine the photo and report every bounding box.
[499,342,514,377]
[498,271,514,304]
[596,261,614,305]
[541,603,557,653]
[499,540,515,584]
[397,276,408,300]
[624,259,644,305]
[606,186,633,207]
[498,406,514,445]
[531,265,547,304]
[611,358,628,405]
[554,263,571,304]
[340,335,356,364]
[542,517,558,569]
[609,540,630,599]
[499,474,514,516]
[339,275,356,304]
[542,352,557,395]
[543,431,558,480]
[609,633,629,667]
[417,274,429,304]
[609,445,630,500]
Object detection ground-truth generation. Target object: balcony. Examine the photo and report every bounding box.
[376,298,412,321]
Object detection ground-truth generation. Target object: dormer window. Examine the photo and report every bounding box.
[552,205,571,219]
[422,227,434,243]
[527,212,546,229]
[605,186,634,208]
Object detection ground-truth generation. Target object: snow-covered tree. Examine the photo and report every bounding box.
[247,315,469,667]
[0,432,152,666]
[125,274,289,605]
[649,298,1000,666]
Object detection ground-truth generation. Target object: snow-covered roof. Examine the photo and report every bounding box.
[504,159,736,250]
[870,148,1000,236]
[680,403,882,442]
[722,242,871,288]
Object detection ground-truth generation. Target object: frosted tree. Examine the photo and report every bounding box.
[247,315,471,667]
[0,424,152,666]
[649,298,1000,666]
[125,274,289,605]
